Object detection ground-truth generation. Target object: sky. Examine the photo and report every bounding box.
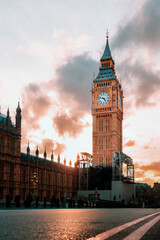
[0,0,160,186]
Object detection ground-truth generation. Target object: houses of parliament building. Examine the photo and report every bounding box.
[0,104,79,204]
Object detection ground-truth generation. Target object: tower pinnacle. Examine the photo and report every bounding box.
[106,29,109,40]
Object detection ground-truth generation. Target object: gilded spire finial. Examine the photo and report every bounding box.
[106,29,109,40]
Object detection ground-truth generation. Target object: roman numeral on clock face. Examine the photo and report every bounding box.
[97,91,110,105]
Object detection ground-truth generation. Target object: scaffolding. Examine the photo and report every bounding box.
[77,152,92,191]
[112,151,134,182]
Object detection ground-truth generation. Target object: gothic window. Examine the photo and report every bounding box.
[106,119,110,131]
[99,137,103,149]
[70,176,72,186]
[99,156,103,166]
[21,167,26,182]
[10,139,15,155]
[61,174,63,187]
[10,163,14,182]
[106,155,108,166]
[106,137,110,149]
[106,155,111,166]
[7,138,10,154]
[99,119,103,132]
[108,138,110,149]
[67,175,69,186]
[55,174,57,186]
[0,162,4,184]
[64,175,66,186]
[46,190,50,202]
[41,171,43,185]
[20,168,23,182]
[47,172,50,185]
[49,173,50,185]
[0,136,4,153]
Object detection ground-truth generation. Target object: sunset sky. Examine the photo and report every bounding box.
[0,0,160,186]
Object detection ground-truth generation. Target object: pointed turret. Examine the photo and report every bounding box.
[69,159,72,167]
[58,154,60,164]
[44,148,47,159]
[35,146,39,157]
[16,102,21,134]
[94,32,115,83]
[7,108,10,117]
[101,31,112,60]
[51,151,54,161]
[74,161,77,168]
[27,143,30,155]
[6,108,11,127]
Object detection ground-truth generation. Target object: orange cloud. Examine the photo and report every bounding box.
[138,162,160,172]
[53,112,89,138]
[140,178,154,187]
[134,162,160,186]
[124,140,135,147]
[144,146,149,149]
[22,83,52,130]
[39,138,66,156]
[135,170,145,179]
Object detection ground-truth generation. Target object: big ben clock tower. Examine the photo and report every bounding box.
[92,33,123,167]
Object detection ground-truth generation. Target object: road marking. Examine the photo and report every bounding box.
[87,211,160,240]
[123,214,160,240]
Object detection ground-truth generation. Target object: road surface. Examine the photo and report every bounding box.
[0,208,160,239]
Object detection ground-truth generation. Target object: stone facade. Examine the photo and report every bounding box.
[0,104,79,202]
[92,35,123,167]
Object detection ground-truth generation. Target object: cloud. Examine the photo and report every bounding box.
[39,138,66,156]
[140,178,154,187]
[117,61,160,107]
[124,140,135,147]
[112,0,160,50]
[135,170,145,179]
[55,53,98,112]
[134,161,160,186]
[53,112,89,138]
[21,82,52,147]
[22,82,52,130]
[138,161,160,172]
[21,52,97,149]
[49,53,97,138]
[111,0,160,108]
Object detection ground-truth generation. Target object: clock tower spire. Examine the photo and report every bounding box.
[92,34,123,167]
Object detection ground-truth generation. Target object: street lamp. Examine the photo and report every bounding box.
[31,172,39,208]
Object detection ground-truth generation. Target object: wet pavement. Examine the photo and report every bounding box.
[0,208,160,240]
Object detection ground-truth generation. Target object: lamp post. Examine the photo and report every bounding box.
[31,172,38,208]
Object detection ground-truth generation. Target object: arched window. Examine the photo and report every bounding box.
[99,119,103,132]
[99,156,103,166]
[106,137,110,149]
[10,139,15,155]
[0,136,4,153]
[99,137,103,149]
[106,118,110,131]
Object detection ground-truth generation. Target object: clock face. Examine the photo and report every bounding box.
[97,92,110,105]
[119,94,122,109]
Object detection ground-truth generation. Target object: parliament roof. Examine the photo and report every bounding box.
[0,113,7,124]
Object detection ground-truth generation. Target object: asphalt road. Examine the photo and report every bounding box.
[0,209,160,240]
